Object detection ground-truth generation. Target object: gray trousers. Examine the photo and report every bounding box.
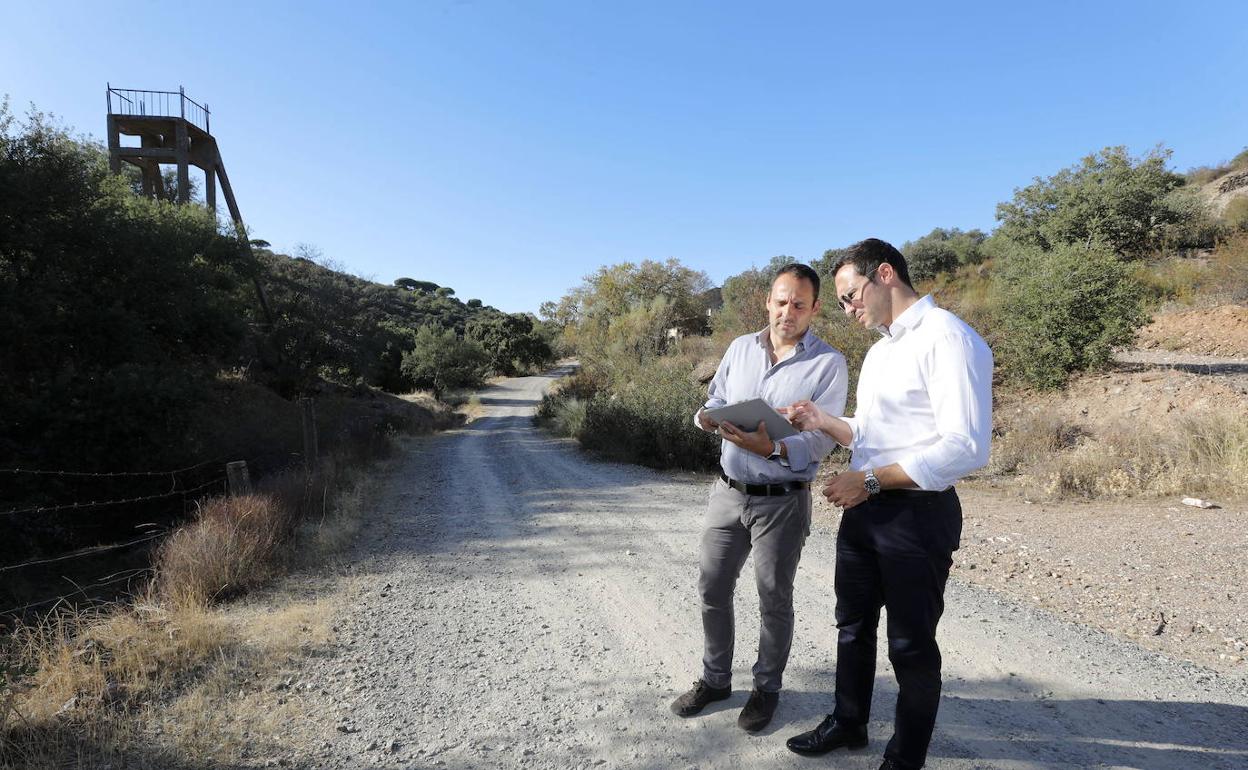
[699,477,811,692]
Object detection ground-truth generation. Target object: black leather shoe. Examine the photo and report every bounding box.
[785,715,868,755]
[737,688,779,732]
[670,679,732,717]
[879,758,912,770]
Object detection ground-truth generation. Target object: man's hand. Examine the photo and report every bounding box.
[779,400,829,432]
[696,409,719,433]
[781,399,852,446]
[823,471,869,509]
[718,420,774,457]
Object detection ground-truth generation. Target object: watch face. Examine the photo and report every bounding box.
[865,472,881,494]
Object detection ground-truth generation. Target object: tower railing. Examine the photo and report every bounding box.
[106,84,210,133]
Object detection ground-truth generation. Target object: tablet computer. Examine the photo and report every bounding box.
[704,398,799,439]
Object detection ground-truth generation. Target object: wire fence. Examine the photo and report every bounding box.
[2,401,323,620]
[0,457,242,619]
[0,476,227,518]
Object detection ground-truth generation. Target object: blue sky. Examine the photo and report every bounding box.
[3,1,1246,313]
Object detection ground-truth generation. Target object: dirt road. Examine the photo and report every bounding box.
[286,369,1248,769]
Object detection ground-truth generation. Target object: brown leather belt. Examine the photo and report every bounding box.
[719,472,809,497]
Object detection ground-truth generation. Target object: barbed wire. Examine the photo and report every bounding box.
[0,454,230,478]
[0,477,226,518]
[0,569,153,617]
[0,532,166,574]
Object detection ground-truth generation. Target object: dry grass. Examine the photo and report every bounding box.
[2,434,388,767]
[1132,256,1214,306]
[1212,231,1248,303]
[153,495,290,607]
[1,596,336,768]
[991,408,1248,501]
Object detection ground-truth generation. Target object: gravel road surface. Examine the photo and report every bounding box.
[285,368,1248,769]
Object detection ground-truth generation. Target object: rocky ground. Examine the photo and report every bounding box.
[219,368,1248,770]
[813,486,1248,676]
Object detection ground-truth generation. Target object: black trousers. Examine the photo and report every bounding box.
[832,488,962,770]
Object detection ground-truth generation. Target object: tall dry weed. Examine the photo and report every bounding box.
[152,495,289,607]
[999,408,1248,500]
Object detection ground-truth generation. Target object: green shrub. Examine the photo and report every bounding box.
[995,146,1192,259]
[576,358,719,470]
[399,325,490,397]
[994,241,1146,389]
[902,227,988,281]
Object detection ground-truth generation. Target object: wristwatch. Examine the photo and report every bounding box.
[863,469,881,496]
[768,440,783,460]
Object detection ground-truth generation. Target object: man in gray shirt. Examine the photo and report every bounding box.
[670,263,848,732]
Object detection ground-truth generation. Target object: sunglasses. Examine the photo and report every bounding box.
[837,264,881,310]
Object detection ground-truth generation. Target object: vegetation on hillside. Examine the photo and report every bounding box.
[0,102,553,479]
[0,102,553,625]
[539,142,1248,479]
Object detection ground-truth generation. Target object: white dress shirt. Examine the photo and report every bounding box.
[843,294,993,491]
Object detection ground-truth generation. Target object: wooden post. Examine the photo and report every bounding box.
[300,398,319,475]
[226,461,252,496]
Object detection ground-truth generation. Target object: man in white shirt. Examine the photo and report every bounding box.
[670,263,848,733]
[782,239,993,770]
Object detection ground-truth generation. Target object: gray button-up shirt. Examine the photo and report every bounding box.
[695,327,848,483]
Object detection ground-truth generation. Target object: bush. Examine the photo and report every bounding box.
[153,494,292,607]
[576,358,720,470]
[902,228,988,281]
[995,146,1192,258]
[994,242,1146,389]
[399,324,491,397]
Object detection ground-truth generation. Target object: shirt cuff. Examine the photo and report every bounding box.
[780,437,811,472]
[897,455,940,492]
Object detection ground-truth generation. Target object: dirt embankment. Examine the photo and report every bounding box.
[1134,304,1248,358]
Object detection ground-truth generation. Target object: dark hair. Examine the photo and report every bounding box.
[831,238,914,290]
[774,262,821,299]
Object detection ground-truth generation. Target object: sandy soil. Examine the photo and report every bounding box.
[249,368,1248,770]
[1134,304,1248,358]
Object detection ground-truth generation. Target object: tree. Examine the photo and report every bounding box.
[466,311,553,375]
[394,277,440,294]
[995,146,1190,258]
[0,103,249,469]
[994,241,1146,389]
[901,228,988,281]
[399,325,490,397]
[550,258,713,366]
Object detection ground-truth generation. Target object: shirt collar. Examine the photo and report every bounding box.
[754,326,814,353]
[884,294,936,338]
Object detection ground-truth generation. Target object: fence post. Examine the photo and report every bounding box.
[226,461,251,496]
[300,398,319,475]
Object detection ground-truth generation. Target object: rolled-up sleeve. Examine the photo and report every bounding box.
[780,351,848,472]
[896,332,994,490]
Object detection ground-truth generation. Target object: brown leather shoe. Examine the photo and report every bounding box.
[670,679,731,717]
[737,688,779,732]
